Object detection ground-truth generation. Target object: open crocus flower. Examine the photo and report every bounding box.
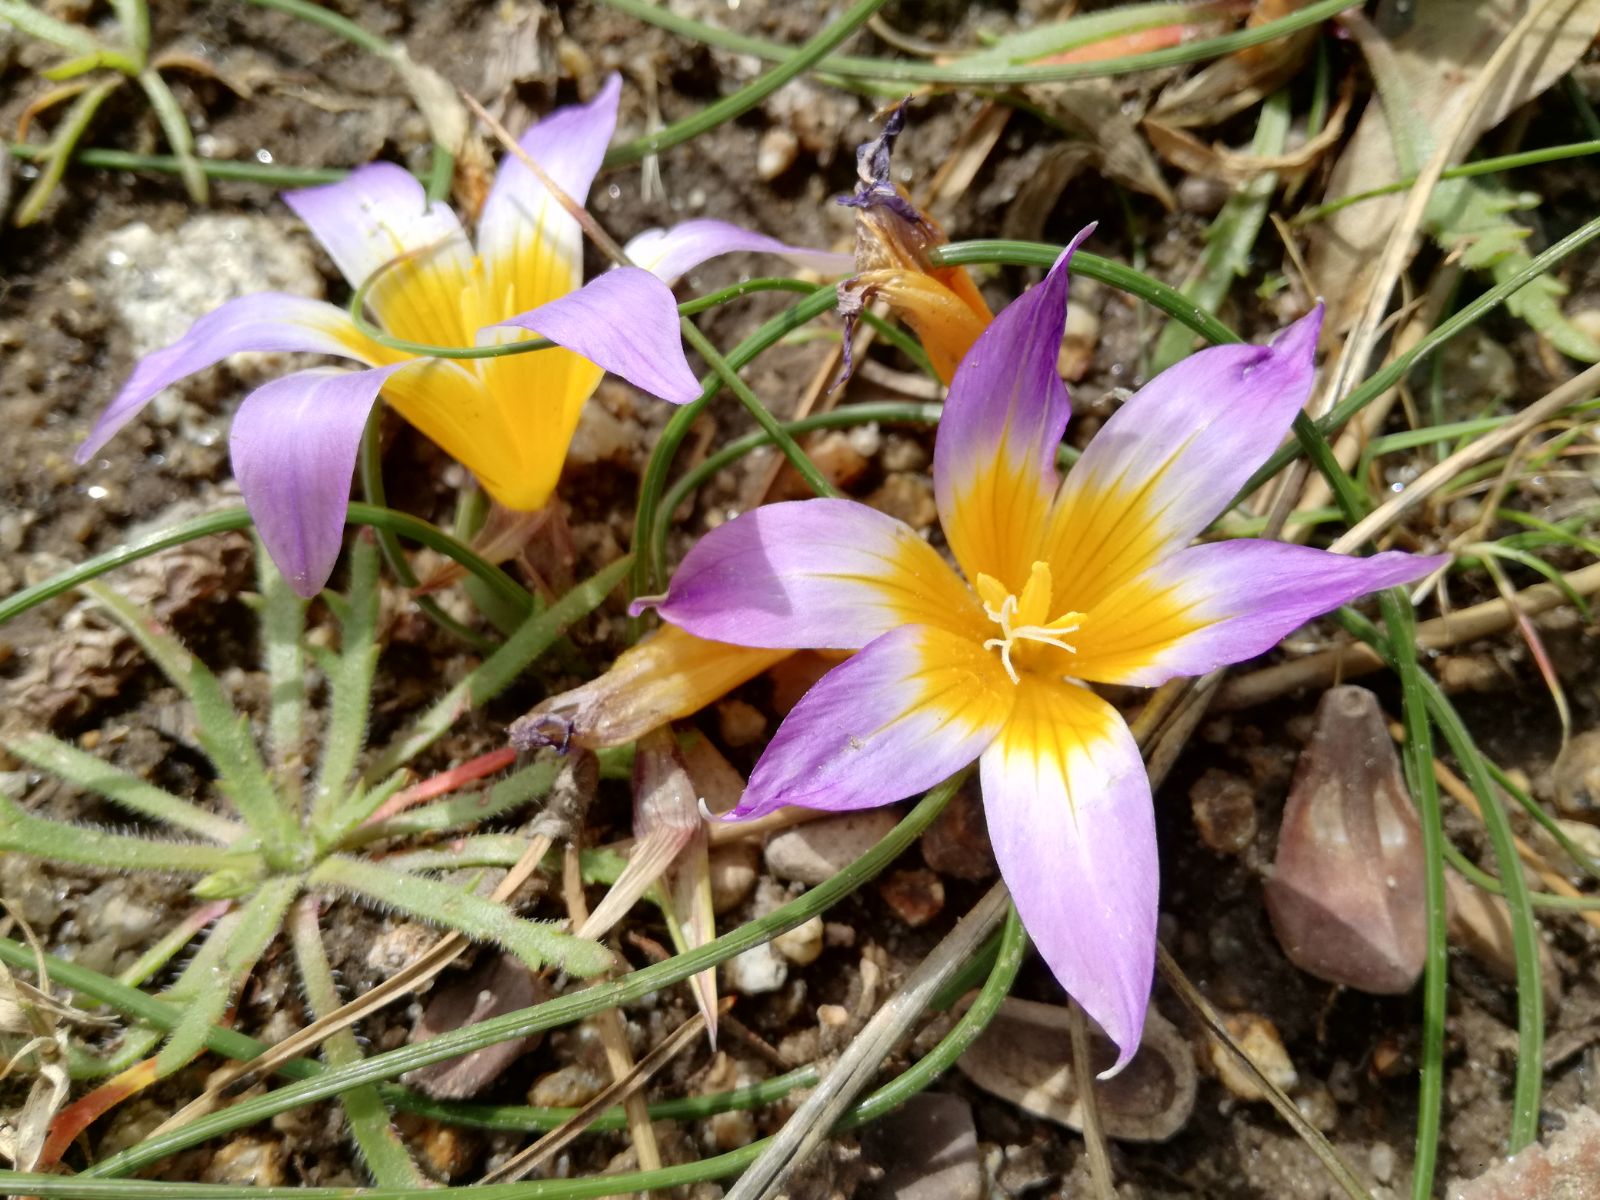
[76,74,849,596]
[641,234,1447,1069]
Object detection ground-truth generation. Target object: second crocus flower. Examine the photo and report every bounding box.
[78,75,848,595]
[641,233,1446,1071]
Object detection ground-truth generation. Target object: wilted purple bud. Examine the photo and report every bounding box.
[1264,686,1426,994]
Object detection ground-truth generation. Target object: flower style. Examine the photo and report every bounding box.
[641,235,1447,1069]
[76,74,849,596]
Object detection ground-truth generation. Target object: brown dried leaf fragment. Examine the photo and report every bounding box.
[1264,685,1426,994]
[956,997,1196,1142]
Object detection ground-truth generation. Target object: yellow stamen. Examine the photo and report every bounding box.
[975,562,1085,685]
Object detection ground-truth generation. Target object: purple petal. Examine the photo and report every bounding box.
[283,163,474,338]
[623,219,853,287]
[490,267,701,404]
[478,74,621,308]
[77,293,374,464]
[231,365,405,597]
[933,227,1094,591]
[648,498,984,650]
[980,677,1156,1074]
[1073,540,1449,688]
[1043,306,1324,610]
[730,623,1012,820]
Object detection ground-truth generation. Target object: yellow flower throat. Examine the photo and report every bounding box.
[975,561,1085,685]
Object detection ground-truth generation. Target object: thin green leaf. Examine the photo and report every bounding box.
[256,539,308,806]
[5,733,241,844]
[288,901,423,1187]
[307,855,612,977]
[313,536,381,828]
[158,876,299,1074]
[14,77,119,225]
[82,581,299,862]
[81,781,957,1178]
[0,794,238,874]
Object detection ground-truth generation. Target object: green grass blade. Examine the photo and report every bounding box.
[603,0,885,166]
[158,876,299,1074]
[308,854,613,976]
[288,901,423,1187]
[312,536,380,828]
[5,733,241,843]
[256,539,308,808]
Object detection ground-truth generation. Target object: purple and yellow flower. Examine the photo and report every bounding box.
[76,74,848,596]
[640,235,1446,1069]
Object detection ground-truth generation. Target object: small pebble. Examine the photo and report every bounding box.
[920,787,996,881]
[773,916,824,966]
[724,940,788,995]
[766,809,902,885]
[529,1063,608,1109]
[415,1119,481,1180]
[708,842,760,914]
[1208,1013,1297,1102]
[818,1003,849,1027]
[756,127,800,180]
[1369,1141,1396,1185]
[716,699,767,748]
[1188,768,1257,855]
[707,1107,758,1152]
[865,472,938,529]
[878,867,945,927]
[200,1138,286,1187]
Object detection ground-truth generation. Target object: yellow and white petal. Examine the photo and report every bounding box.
[476,74,620,319]
[284,163,475,348]
[932,233,1089,593]
[653,498,986,651]
[979,676,1156,1073]
[732,623,1013,818]
[1040,308,1322,614]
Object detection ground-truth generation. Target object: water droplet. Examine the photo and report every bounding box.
[607,183,621,200]
[255,148,274,164]
[86,485,109,500]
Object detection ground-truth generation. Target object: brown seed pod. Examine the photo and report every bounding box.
[1263,685,1426,994]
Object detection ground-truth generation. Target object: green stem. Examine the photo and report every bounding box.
[599,0,1357,85]
[631,286,840,597]
[677,318,838,500]
[1294,137,1600,224]
[6,142,346,186]
[602,0,886,167]
[1240,211,1600,496]
[246,0,391,55]
[0,503,532,629]
[651,401,942,583]
[931,241,1240,345]
[356,405,497,651]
